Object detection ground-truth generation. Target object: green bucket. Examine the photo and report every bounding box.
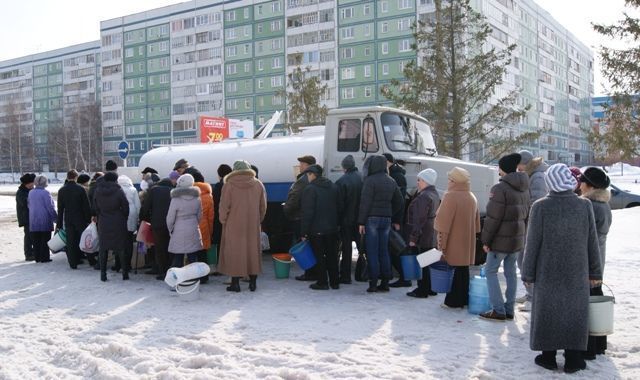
[207,245,218,265]
[272,253,292,279]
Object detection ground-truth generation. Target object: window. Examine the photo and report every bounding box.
[364,4,371,15]
[257,79,264,89]
[364,24,371,36]
[271,20,282,31]
[272,1,281,12]
[382,63,389,75]
[398,18,410,31]
[227,46,237,57]
[364,65,371,77]
[271,76,283,87]
[341,27,354,39]
[337,119,361,152]
[381,1,388,13]
[227,64,237,75]
[362,117,379,152]
[258,60,264,71]
[341,7,354,19]
[364,86,372,97]
[342,67,355,80]
[398,0,411,10]
[382,42,389,55]
[272,57,282,68]
[342,48,353,59]
[381,22,388,34]
[400,39,411,52]
[272,38,282,50]
[342,87,355,99]
[364,46,371,56]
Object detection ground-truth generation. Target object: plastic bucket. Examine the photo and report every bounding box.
[165,262,211,288]
[47,230,67,253]
[401,255,422,280]
[429,261,455,293]
[468,275,490,315]
[272,253,292,279]
[289,241,316,270]
[176,279,200,301]
[589,295,615,336]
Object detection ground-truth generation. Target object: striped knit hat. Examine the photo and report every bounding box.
[544,163,577,193]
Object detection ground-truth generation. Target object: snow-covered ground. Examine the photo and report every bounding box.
[1,196,639,378]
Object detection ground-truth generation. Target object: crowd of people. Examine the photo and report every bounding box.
[15,149,612,374]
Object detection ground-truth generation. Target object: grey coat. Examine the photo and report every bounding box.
[522,190,602,351]
[582,188,612,274]
[166,186,203,254]
[525,158,549,207]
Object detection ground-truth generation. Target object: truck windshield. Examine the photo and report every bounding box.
[381,112,437,156]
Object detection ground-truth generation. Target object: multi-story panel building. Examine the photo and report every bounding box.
[0,41,101,172]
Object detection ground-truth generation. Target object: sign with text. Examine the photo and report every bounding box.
[200,116,229,143]
[228,119,254,139]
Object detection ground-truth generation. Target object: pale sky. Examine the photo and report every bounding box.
[0,0,633,95]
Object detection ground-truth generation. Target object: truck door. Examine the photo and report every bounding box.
[327,116,379,182]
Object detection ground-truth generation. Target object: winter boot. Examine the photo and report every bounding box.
[366,280,378,293]
[227,277,241,292]
[377,279,390,292]
[249,275,257,292]
[564,350,586,373]
[99,250,108,282]
[534,350,557,370]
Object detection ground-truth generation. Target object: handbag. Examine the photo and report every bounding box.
[388,229,407,257]
[355,234,369,282]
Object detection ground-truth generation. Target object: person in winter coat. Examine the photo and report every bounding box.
[212,164,232,251]
[218,160,267,292]
[479,154,530,321]
[404,168,441,298]
[140,175,175,280]
[335,155,363,284]
[283,155,318,282]
[117,175,141,273]
[138,171,160,273]
[88,172,104,218]
[301,165,340,290]
[57,170,92,269]
[522,163,602,374]
[166,174,203,269]
[94,172,130,281]
[77,174,91,192]
[383,153,407,199]
[579,167,613,360]
[16,173,36,261]
[192,170,214,283]
[434,167,481,308]
[27,175,57,263]
[357,155,404,293]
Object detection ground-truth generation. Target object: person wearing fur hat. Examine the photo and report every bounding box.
[522,163,602,373]
[404,168,441,298]
[479,153,530,321]
[218,161,267,292]
[16,173,36,261]
[579,167,612,360]
[27,175,58,263]
[166,174,203,270]
[335,155,363,283]
[434,167,481,308]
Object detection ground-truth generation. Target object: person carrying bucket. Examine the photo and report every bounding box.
[479,153,529,321]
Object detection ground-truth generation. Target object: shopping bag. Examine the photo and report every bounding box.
[136,222,154,245]
[355,254,369,282]
[79,222,100,253]
[416,248,442,268]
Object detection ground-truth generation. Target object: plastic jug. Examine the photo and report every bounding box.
[468,266,490,315]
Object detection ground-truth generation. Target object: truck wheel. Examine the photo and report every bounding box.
[626,202,640,208]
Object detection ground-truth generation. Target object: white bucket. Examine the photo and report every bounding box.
[416,248,442,268]
[176,279,200,301]
[589,295,614,336]
[164,262,211,288]
[47,232,66,253]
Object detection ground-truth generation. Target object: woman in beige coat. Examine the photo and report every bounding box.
[218,160,267,292]
[434,167,481,308]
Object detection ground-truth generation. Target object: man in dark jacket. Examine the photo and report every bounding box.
[212,164,232,263]
[480,153,530,321]
[90,160,118,217]
[140,175,174,280]
[283,155,317,281]
[57,170,92,269]
[16,173,36,261]
[335,155,363,284]
[301,165,340,290]
[358,155,405,293]
[383,153,407,199]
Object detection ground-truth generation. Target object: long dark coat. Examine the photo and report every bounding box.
[94,181,129,251]
[522,190,602,351]
[57,181,91,230]
[16,185,30,227]
[405,185,440,249]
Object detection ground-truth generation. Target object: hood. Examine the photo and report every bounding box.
[582,188,611,203]
[526,158,549,176]
[368,155,388,176]
[224,169,258,188]
[170,186,200,199]
[194,182,212,195]
[96,181,122,196]
[117,175,134,188]
[389,163,406,176]
[501,172,529,192]
[311,176,332,189]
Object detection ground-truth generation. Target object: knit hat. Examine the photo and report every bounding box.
[233,160,252,171]
[518,150,534,166]
[382,153,395,164]
[34,175,48,188]
[141,167,158,174]
[77,174,91,185]
[448,167,470,184]
[177,173,194,188]
[341,155,356,170]
[217,164,232,178]
[105,160,118,172]
[297,155,316,165]
[544,163,577,192]
[20,173,36,185]
[499,153,521,174]
[304,164,323,176]
[580,167,610,189]
[417,168,437,185]
[168,171,181,181]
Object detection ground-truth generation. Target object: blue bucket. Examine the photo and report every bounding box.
[401,255,422,280]
[429,261,455,293]
[289,241,316,270]
[468,275,490,314]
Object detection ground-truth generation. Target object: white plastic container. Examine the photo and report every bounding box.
[176,279,200,301]
[589,295,615,336]
[165,262,211,288]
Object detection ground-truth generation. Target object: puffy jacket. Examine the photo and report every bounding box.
[405,185,440,249]
[118,176,141,232]
[525,158,549,206]
[388,163,407,199]
[28,187,57,232]
[57,181,91,230]
[194,182,214,249]
[140,178,173,231]
[16,185,30,227]
[481,172,530,253]
[582,188,612,273]
[335,168,363,226]
[167,186,203,254]
[358,155,404,225]
[283,173,308,221]
[301,176,339,236]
